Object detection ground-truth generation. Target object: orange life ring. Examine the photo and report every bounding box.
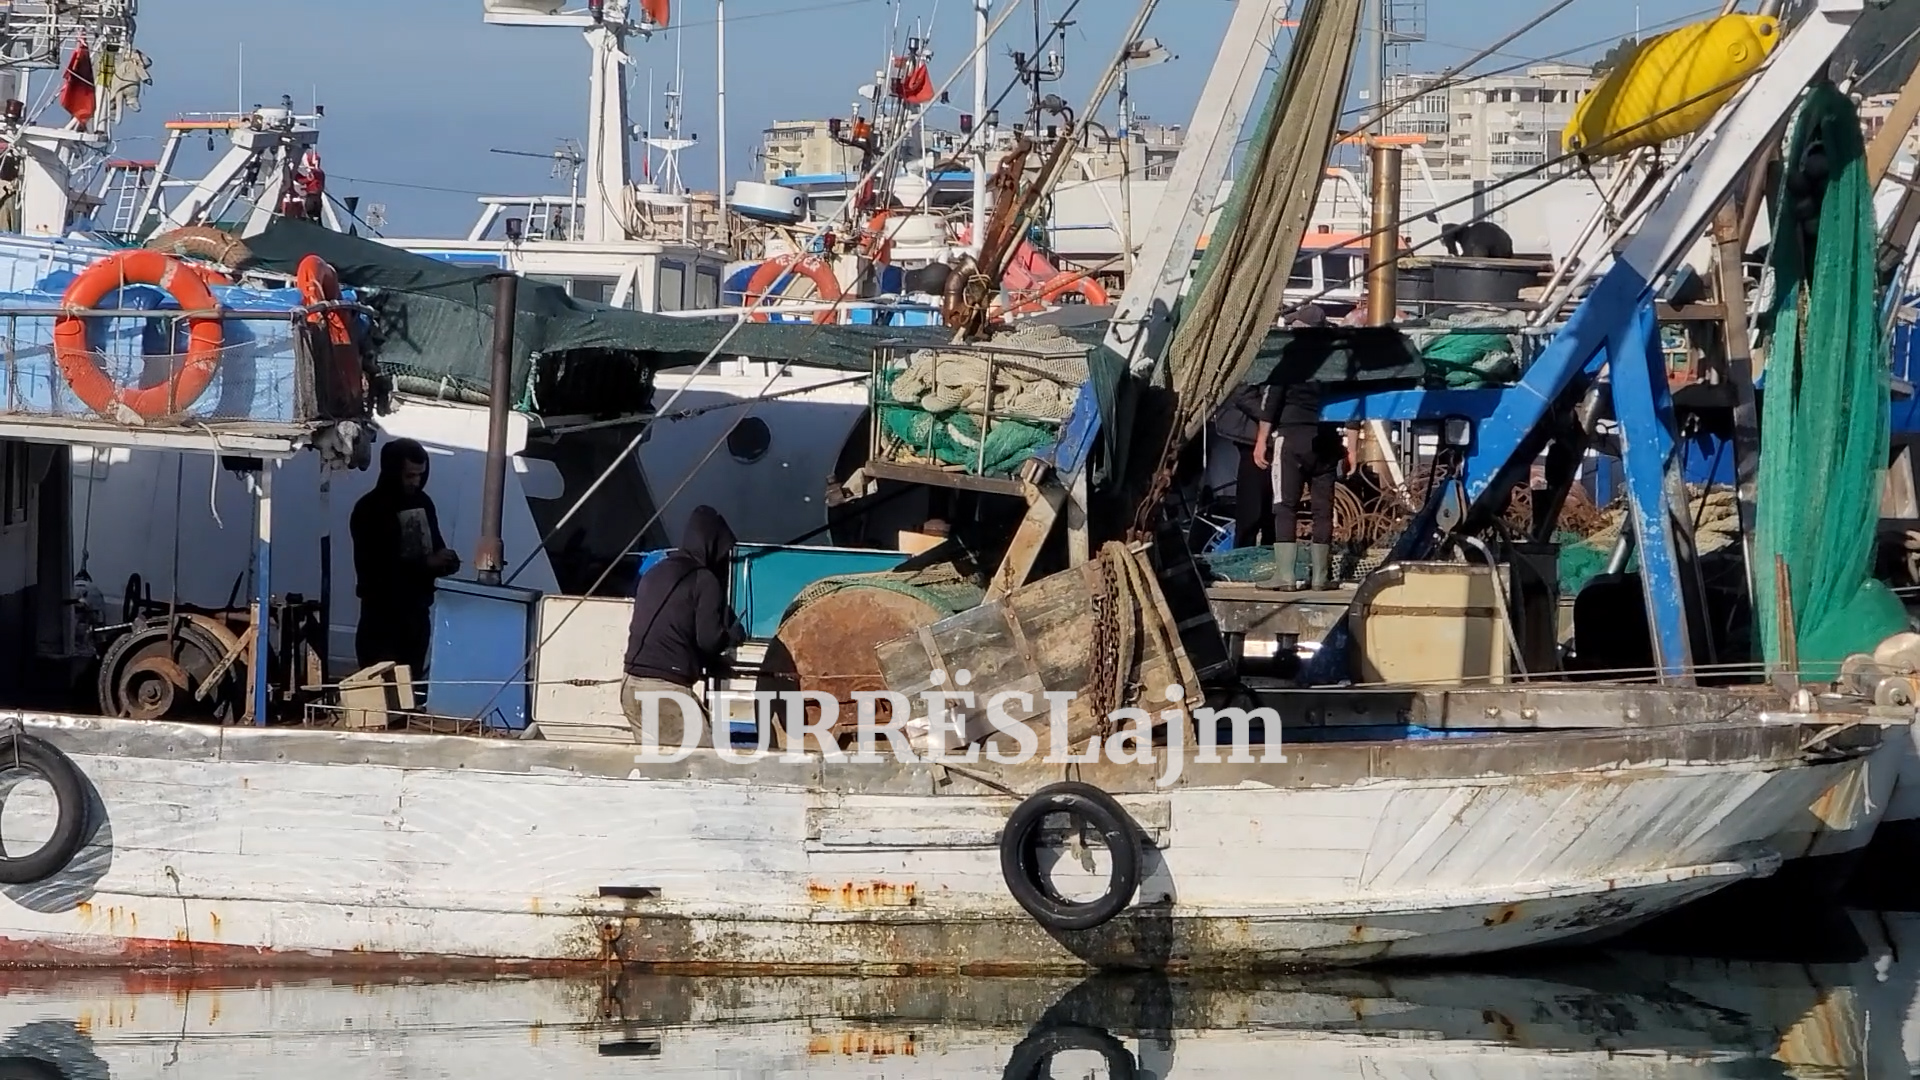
[296,254,355,348]
[1006,270,1109,315]
[297,253,366,407]
[54,250,224,420]
[744,253,843,324]
[189,264,233,286]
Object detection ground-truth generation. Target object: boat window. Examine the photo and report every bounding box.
[1322,253,1357,289]
[658,261,686,312]
[694,269,720,310]
[1288,256,1315,288]
[569,276,618,306]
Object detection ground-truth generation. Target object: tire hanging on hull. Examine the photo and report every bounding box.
[0,731,88,885]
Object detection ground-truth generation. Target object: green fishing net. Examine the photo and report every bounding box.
[875,368,1057,477]
[1754,83,1908,679]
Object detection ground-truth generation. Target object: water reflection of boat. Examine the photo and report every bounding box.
[0,942,1908,1080]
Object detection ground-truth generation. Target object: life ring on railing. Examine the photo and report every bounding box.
[53,250,225,421]
[999,781,1141,933]
[296,254,367,409]
[1006,270,1109,316]
[0,731,89,885]
[744,253,843,324]
[296,254,355,349]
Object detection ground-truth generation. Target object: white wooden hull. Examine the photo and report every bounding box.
[0,707,1878,971]
[0,963,1881,1079]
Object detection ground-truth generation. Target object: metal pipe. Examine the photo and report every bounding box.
[971,0,990,259]
[1606,525,1635,575]
[252,461,274,725]
[475,272,518,585]
[1366,142,1402,326]
[0,304,376,320]
[716,0,730,244]
[1361,142,1408,495]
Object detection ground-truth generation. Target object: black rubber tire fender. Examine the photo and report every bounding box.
[1001,1022,1137,1080]
[0,733,88,886]
[999,780,1142,933]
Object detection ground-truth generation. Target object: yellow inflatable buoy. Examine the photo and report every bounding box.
[1562,13,1780,159]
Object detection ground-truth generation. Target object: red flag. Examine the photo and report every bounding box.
[59,41,96,124]
[894,62,934,106]
[641,0,669,26]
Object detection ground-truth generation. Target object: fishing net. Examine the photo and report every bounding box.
[1754,83,1908,679]
[1158,0,1367,445]
[873,328,1086,477]
[1403,311,1530,389]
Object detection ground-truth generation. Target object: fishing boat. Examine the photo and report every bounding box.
[0,0,1892,977]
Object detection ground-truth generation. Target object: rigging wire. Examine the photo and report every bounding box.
[1852,20,1920,88]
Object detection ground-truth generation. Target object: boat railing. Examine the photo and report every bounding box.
[0,297,376,434]
[656,299,943,320]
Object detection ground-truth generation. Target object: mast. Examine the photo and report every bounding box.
[971,0,989,257]
[717,0,730,242]
[1370,0,1386,129]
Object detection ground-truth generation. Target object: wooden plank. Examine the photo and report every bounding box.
[861,459,1027,497]
[985,475,1067,600]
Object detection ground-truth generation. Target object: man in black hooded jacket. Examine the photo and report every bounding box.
[350,438,460,674]
[622,505,747,748]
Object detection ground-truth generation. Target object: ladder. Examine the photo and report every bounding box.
[98,159,155,235]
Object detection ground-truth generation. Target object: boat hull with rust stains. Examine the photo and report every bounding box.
[0,697,1882,973]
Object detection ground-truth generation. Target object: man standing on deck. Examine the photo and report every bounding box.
[1254,305,1343,591]
[622,505,747,749]
[350,438,460,675]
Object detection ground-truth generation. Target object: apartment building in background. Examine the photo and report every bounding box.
[1380,63,1601,183]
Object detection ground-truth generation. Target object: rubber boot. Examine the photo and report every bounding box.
[1308,543,1332,591]
[1262,542,1300,590]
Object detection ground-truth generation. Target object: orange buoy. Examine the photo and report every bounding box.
[744,253,843,324]
[54,250,224,421]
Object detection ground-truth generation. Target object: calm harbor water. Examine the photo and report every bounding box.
[0,907,1910,1078]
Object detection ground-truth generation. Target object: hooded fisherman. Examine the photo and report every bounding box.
[622,505,747,749]
[350,438,460,674]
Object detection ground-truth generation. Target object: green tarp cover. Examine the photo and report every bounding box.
[240,220,953,410]
[240,219,1423,418]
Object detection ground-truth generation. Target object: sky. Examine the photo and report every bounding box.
[115,0,1697,238]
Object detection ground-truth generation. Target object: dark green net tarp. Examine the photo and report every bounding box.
[240,219,1423,426]
[241,219,952,411]
[1830,0,1918,97]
